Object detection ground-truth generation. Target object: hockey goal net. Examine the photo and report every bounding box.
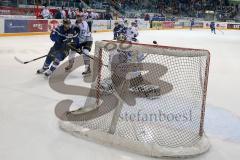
[59,40,211,158]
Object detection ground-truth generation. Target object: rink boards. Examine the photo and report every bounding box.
[0,18,239,36]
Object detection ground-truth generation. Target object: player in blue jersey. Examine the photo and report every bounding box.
[36,18,78,77]
[113,20,130,41]
[210,21,216,34]
[190,18,194,30]
[113,21,124,40]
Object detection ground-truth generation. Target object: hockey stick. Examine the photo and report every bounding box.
[15,31,79,65]
[53,29,79,40]
[67,43,109,67]
[14,55,47,64]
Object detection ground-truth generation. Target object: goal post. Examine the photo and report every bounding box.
[59,40,211,158]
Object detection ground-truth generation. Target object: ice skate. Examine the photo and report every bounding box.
[36,67,48,74]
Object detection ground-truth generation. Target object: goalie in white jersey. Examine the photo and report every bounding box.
[123,21,144,86]
[114,21,159,97]
[99,21,144,93]
[65,14,93,75]
[116,21,143,66]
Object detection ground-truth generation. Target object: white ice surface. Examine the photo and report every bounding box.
[0,29,240,160]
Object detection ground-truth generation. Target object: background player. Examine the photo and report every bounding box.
[190,18,194,30]
[113,21,124,40]
[113,20,137,42]
[210,21,216,34]
[126,21,139,42]
[65,14,93,76]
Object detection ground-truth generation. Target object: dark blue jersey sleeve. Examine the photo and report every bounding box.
[50,26,66,42]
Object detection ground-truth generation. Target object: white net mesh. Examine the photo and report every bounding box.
[59,40,210,157]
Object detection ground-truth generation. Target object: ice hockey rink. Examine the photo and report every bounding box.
[0,29,240,160]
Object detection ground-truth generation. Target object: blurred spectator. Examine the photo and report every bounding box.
[61,6,66,19]
[77,0,84,11]
[144,14,150,21]
[75,8,81,16]
[55,8,62,19]
[105,13,113,20]
[91,12,99,19]
[89,0,238,20]
[3,0,239,21]
[83,9,88,19]
[68,7,76,19]
[41,5,50,19]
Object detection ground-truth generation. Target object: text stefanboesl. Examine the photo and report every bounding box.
[119,109,193,122]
